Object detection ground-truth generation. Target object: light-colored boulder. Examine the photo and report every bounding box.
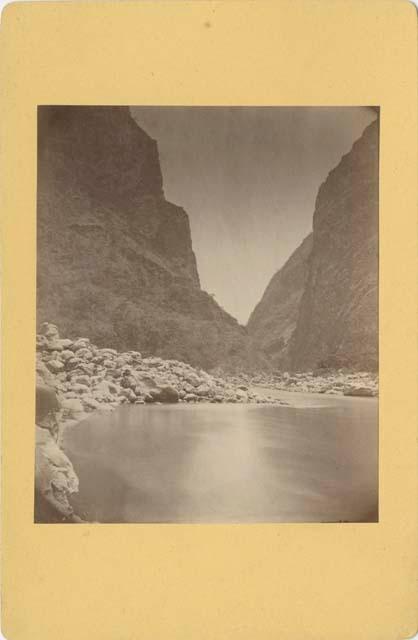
[39,323,60,339]
[83,396,101,410]
[61,349,75,361]
[73,375,91,386]
[196,384,212,398]
[72,383,90,394]
[76,348,93,360]
[61,398,88,423]
[47,360,64,373]
[72,338,91,351]
[184,373,202,387]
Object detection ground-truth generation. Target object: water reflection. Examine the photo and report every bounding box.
[63,396,378,523]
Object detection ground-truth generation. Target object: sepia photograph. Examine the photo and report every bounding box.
[35,105,379,524]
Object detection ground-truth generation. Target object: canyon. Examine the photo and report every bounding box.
[38,107,378,374]
[35,109,379,521]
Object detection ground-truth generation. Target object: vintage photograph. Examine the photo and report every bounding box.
[35,106,379,524]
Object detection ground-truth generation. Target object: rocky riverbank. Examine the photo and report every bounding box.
[35,323,288,522]
[35,322,377,522]
[36,323,288,428]
[36,323,378,433]
[225,370,378,397]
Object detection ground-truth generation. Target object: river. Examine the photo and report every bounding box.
[63,390,378,523]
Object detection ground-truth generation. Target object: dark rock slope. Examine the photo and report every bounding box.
[248,119,379,372]
[37,107,264,371]
[247,233,313,366]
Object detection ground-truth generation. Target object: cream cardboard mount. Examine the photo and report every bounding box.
[1,1,417,639]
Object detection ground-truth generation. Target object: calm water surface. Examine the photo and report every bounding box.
[63,391,378,523]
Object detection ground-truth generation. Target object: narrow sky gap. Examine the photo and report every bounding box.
[131,107,376,324]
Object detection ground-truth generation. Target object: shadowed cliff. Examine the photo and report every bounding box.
[247,233,313,366]
[37,106,265,371]
[248,119,379,372]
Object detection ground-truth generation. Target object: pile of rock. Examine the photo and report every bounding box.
[227,369,378,397]
[36,323,285,427]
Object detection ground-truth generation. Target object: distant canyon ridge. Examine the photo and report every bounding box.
[37,107,378,372]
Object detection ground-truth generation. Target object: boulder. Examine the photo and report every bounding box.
[136,374,157,389]
[61,349,76,361]
[58,339,73,349]
[46,360,64,373]
[196,384,212,398]
[100,348,118,356]
[45,340,64,352]
[146,386,179,403]
[184,373,201,387]
[102,359,115,369]
[72,338,91,351]
[94,380,119,397]
[36,360,55,385]
[36,335,50,351]
[156,386,179,403]
[72,383,90,394]
[120,375,137,389]
[76,362,95,375]
[39,323,60,339]
[73,375,91,386]
[120,388,137,403]
[83,396,101,410]
[76,348,93,360]
[143,357,163,367]
[343,386,376,398]
[106,368,121,379]
[61,398,87,421]
[65,357,84,370]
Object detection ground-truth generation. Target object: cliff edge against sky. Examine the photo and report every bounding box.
[248,119,378,371]
[37,106,264,370]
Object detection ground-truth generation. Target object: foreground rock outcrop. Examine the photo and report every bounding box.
[248,119,379,372]
[34,426,80,522]
[37,106,265,371]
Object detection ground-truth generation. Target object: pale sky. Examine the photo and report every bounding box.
[131,107,377,324]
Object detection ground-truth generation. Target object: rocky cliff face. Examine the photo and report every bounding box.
[247,234,312,366]
[37,107,263,370]
[248,120,379,372]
